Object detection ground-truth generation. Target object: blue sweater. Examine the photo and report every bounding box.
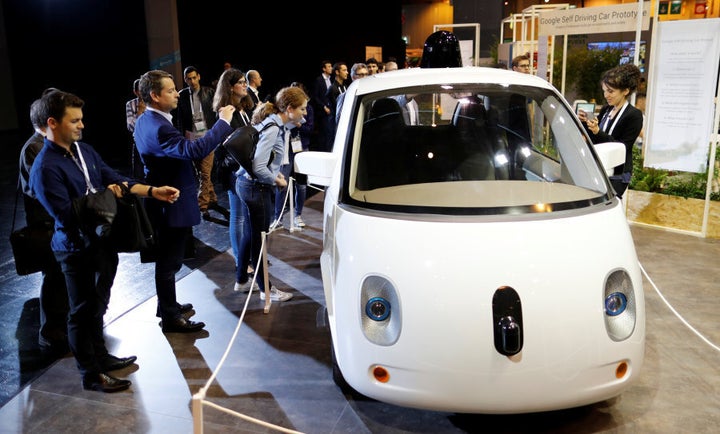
[29,139,131,253]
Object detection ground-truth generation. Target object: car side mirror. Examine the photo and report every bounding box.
[294,151,337,187]
[593,142,626,177]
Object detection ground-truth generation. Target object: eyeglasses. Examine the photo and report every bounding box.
[517,64,530,68]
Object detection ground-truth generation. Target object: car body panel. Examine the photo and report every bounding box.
[326,201,644,413]
[295,66,645,413]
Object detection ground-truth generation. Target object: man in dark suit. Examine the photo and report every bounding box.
[311,60,333,151]
[326,61,349,151]
[134,69,235,333]
[172,66,223,220]
[245,69,263,114]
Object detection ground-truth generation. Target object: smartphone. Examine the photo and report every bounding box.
[576,102,596,121]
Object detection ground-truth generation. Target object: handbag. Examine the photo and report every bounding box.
[110,183,155,253]
[9,188,55,275]
[221,122,278,179]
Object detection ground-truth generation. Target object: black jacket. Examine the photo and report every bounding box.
[585,102,643,176]
[173,86,216,135]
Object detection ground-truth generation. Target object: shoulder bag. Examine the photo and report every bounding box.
[9,187,55,275]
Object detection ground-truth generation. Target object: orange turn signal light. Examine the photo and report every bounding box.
[372,366,390,383]
[615,361,628,379]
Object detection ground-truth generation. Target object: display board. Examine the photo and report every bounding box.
[644,18,720,172]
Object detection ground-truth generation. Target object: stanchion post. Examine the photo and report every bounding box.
[192,394,203,434]
[288,176,296,232]
[261,230,271,313]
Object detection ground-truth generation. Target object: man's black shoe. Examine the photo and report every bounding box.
[101,354,137,371]
[156,302,194,318]
[160,317,206,333]
[82,372,131,393]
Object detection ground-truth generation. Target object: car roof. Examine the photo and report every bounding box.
[348,66,555,95]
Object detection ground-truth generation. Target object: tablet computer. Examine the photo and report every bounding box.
[576,102,595,116]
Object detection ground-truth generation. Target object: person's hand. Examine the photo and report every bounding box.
[577,109,589,123]
[152,186,180,203]
[218,105,236,123]
[107,183,124,198]
[578,110,599,134]
[274,173,287,188]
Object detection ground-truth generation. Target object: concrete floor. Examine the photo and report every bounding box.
[0,136,718,432]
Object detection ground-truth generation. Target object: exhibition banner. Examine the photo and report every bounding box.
[644,19,720,172]
[538,2,650,36]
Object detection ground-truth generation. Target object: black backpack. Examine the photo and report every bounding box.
[220,121,279,179]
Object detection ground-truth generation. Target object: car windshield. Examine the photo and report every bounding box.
[341,83,611,216]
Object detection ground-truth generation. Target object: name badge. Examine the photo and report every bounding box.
[194,120,207,133]
[291,137,303,153]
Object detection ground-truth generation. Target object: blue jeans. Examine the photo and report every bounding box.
[228,173,251,284]
[236,176,273,291]
[274,163,308,221]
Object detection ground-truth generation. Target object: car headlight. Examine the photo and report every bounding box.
[365,297,391,321]
[603,269,636,341]
[605,292,627,316]
[361,276,401,346]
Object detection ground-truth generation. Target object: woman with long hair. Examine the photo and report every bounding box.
[236,86,309,302]
[213,68,255,291]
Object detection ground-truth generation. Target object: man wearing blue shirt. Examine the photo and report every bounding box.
[30,89,179,393]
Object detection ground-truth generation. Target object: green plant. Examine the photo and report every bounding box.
[553,45,623,103]
[630,145,720,201]
[662,172,708,199]
[489,34,499,65]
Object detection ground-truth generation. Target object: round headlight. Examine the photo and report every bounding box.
[605,292,628,316]
[365,297,391,321]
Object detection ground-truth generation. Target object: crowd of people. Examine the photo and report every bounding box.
[18,55,392,394]
[18,47,643,394]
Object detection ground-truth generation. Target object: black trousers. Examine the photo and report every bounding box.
[55,244,118,376]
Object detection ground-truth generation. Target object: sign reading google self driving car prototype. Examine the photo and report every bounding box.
[538,2,650,36]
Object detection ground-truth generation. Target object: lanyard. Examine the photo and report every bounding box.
[602,101,628,136]
[70,142,97,194]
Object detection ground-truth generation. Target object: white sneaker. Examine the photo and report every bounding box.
[293,215,306,228]
[233,280,258,293]
[259,286,293,302]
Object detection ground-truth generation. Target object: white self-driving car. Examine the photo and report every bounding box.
[295,67,645,414]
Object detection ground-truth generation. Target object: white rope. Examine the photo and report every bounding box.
[193,180,304,432]
[639,261,720,352]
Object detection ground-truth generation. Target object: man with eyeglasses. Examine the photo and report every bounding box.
[335,63,369,125]
[511,54,532,74]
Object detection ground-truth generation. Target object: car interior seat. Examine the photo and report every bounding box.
[451,96,497,180]
[356,97,408,190]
